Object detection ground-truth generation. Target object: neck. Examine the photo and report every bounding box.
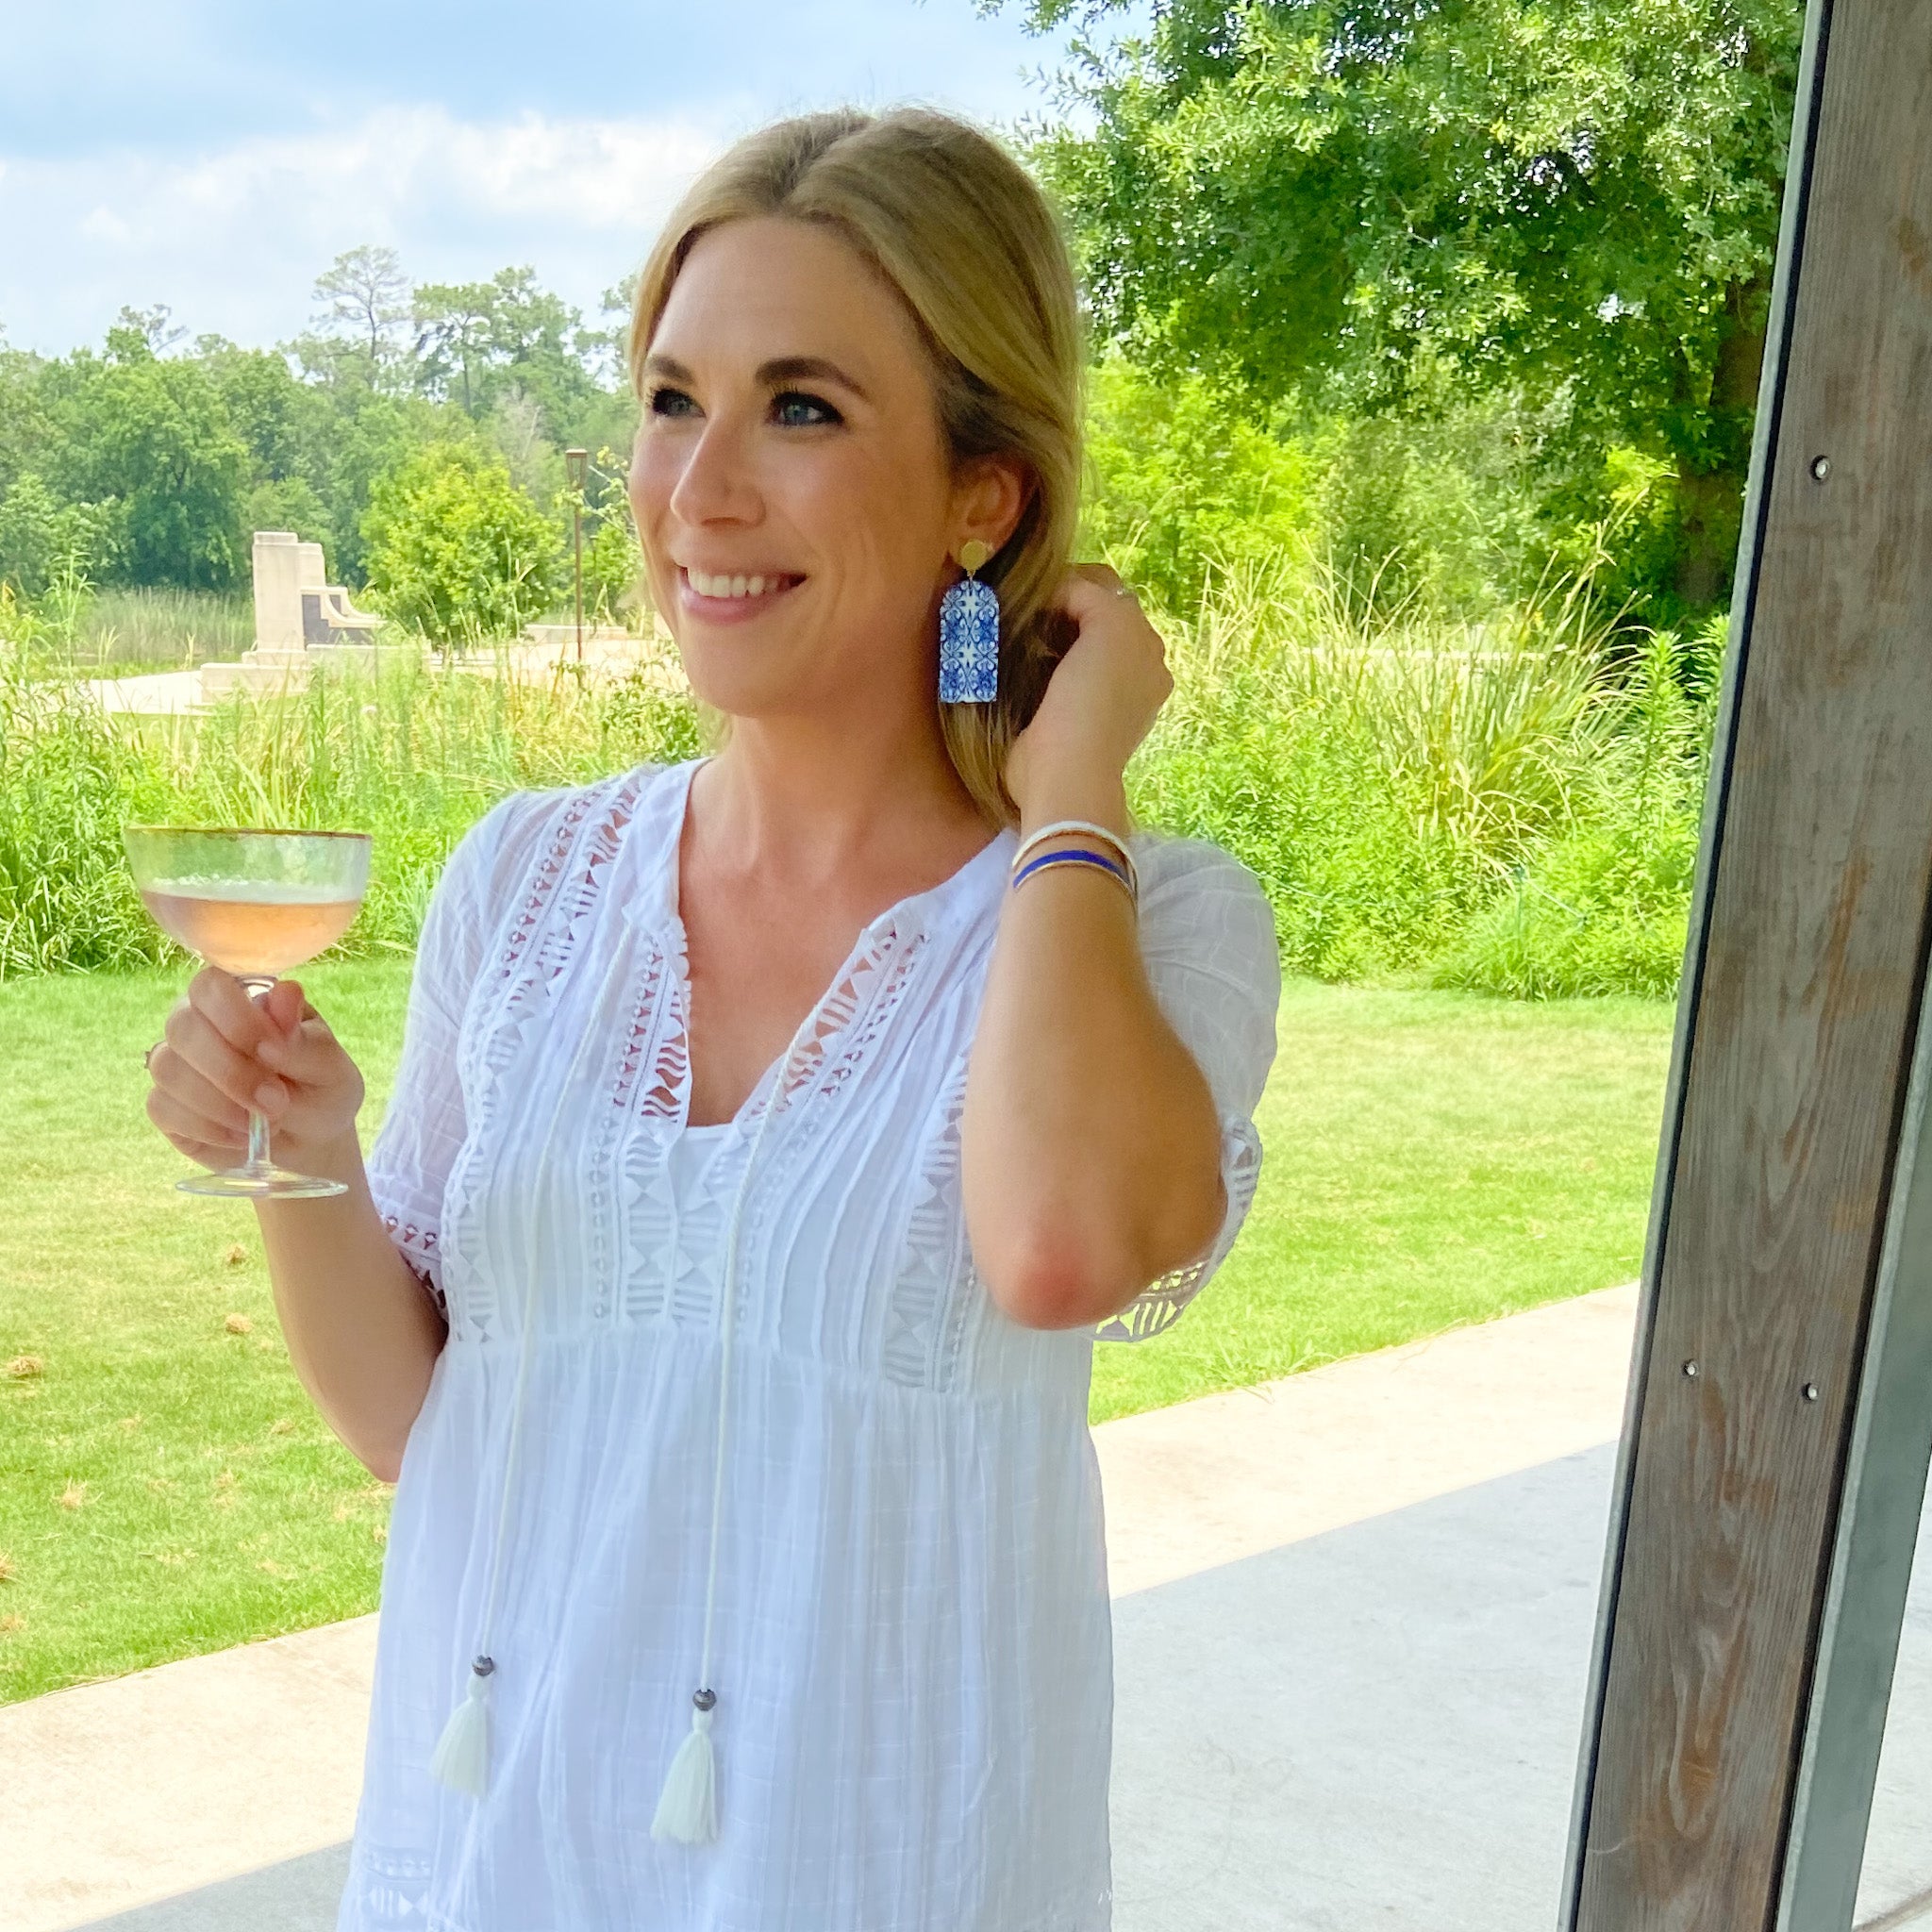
[692,699,989,886]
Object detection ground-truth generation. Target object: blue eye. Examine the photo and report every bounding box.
[649,385,698,417]
[773,390,840,427]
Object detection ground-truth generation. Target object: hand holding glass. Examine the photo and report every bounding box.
[123,825,373,1198]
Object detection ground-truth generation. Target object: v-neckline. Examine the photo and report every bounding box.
[653,757,1013,1133]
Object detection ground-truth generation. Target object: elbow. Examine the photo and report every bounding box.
[362,1447,403,1487]
[976,1178,1226,1334]
[978,1221,1147,1333]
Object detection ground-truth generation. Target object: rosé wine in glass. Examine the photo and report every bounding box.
[124,824,373,1198]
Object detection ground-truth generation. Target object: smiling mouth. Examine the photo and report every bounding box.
[682,567,804,603]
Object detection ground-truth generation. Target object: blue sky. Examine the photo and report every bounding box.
[0,0,1106,356]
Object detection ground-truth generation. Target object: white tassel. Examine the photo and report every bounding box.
[430,1657,494,1797]
[650,1700,718,1843]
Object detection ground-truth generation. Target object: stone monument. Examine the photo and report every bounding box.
[198,532,383,699]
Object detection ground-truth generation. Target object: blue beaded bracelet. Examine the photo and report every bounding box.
[1008,847,1137,903]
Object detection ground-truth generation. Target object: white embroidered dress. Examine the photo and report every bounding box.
[339,756,1279,1932]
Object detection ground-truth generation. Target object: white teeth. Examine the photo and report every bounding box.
[688,568,789,599]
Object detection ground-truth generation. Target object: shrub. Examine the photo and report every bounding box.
[1131,561,1615,979]
[1082,357,1317,615]
[360,443,562,645]
[1433,619,1722,998]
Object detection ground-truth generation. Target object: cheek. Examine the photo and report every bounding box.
[628,441,679,538]
[780,443,947,589]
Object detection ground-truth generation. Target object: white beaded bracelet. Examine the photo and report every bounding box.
[1010,818,1138,895]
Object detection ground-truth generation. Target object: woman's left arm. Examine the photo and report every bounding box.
[960,566,1227,1331]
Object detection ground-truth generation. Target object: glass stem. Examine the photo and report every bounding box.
[239,974,277,1176]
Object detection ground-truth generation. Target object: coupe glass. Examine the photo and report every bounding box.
[123,824,373,1199]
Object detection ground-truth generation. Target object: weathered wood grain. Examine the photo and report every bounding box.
[1569,0,1932,1924]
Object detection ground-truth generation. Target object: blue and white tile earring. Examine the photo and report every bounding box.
[938,539,999,704]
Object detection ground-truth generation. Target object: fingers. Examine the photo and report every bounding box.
[145,1079,248,1157]
[186,965,280,1054]
[255,1010,343,1085]
[261,976,308,1036]
[146,1041,253,1136]
[165,993,288,1114]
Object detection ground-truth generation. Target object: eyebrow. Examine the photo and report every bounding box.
[641,351,871,403]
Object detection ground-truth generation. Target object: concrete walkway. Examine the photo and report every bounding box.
[6,1284,1929,1929]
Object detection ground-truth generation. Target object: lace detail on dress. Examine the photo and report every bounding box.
[1091,1114,1263,1342]
[772,918,930,1112]
[884,1056,972,1391]
[736,921,932,1346]
[443,770,647,1343]
[379,1213,447,1318]
[610,936,688,1121]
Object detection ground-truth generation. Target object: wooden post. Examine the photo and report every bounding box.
[1563,0,1932,1924]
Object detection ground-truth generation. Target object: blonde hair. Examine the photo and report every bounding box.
[627,108,1083,826]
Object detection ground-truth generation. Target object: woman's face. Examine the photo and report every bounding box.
[628,215,1017,725]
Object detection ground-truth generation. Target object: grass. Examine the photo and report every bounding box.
[0,956,1673,1703]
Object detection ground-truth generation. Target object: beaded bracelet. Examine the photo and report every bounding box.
[1008,847,1138,906]
[1010,818,1138,896]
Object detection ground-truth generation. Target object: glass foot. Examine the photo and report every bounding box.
[177,1165,346,1200]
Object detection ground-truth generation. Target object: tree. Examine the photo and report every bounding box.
[311,245,413,381]
[56,349,251,588]
[360,441,562,643]
[411,266,607,440]
[0,472,121,595]
[412,279,497,413]
[1016,0,1805,608]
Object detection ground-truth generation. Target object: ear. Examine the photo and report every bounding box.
[948,454,1031,566]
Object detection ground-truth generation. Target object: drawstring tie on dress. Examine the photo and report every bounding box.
[430,991,819,1854]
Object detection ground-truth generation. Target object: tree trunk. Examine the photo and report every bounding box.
[1672,278,1771,607]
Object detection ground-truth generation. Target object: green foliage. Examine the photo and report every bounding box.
[0,251,632,604]
[1129,560,1622,978]
[360,443,563,645]
[1021,0,1804,609]
[1081,354,1316,612]
[0,644,700,979]
[56,348,253,589]
[579,461,648,625]
[1436,616,1723,996]
[0,474,121,597]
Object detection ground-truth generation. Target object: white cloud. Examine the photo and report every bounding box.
[0,105,730,354]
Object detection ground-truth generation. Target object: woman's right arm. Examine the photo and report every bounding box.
[143,789,552,1480]
[146,967,444,1484]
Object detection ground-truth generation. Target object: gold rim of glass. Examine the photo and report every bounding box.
[124,824,373,841]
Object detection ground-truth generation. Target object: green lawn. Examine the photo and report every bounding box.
[0,959,1672,1703]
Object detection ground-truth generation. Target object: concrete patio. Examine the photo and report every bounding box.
[6,1282,1929,1930]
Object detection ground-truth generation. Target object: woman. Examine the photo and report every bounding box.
[142,108,1279,1931]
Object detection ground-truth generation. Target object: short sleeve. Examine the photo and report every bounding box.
[1091,834,1281,1343]
[362,788,561,1316]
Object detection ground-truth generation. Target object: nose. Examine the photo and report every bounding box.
[667,411,763,530]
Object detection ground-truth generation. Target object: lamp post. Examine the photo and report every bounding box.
[564,447,589,665]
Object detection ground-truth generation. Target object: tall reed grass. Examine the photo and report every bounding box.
[1129,562,1652,981]
[0,569,1714,995]
[0,645,700,977]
